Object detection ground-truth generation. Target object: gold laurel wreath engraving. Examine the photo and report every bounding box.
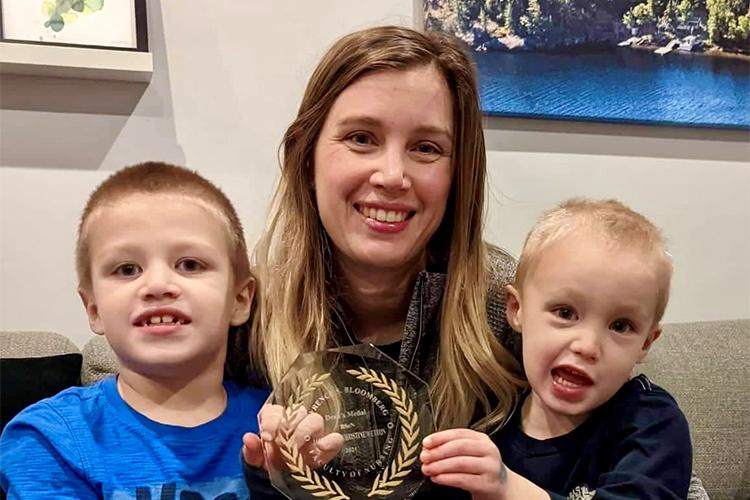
[278,373,350,500]
[345,368,420,497]
[278,368,420,499]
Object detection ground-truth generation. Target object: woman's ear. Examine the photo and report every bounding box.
[505,285,523,333]
[230,277,255,326]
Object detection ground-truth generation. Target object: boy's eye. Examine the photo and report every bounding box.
[113,263,141,277]
[176,258,205,273]
[610,319,634,334]
[554,306,578,321]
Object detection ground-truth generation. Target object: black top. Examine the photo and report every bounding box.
[493,374,692,500]
[368,341,402,364]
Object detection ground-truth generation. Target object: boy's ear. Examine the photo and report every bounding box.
[505,285,523,333]
[638,324,662,361]
[230,277,255,326]
[78,288,105,336]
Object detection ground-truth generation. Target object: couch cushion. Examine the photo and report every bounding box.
[81,335,119,385]
[0,331,83,431]
[639,319,749,500]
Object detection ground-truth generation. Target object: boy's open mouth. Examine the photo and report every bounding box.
[139,315,189,326]
[551,366,593,387]
[134,311,191,327]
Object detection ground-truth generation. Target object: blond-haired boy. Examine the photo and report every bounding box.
[1,162,267,499]
[421,199,691,499]
[496,198,691,498]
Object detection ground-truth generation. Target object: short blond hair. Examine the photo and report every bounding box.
[515,198,673,321]
[76,161,251,291]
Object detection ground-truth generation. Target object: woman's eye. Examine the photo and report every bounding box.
[176,258,205,273]
[554,307,577,321]
[416,143,441,155]
[113,263,141,277]
[410,142,444,161]
[345,132,375,147]
[610,320,634,334]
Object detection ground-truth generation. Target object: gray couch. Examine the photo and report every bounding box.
[2,319,748,499]
[639,319,749,500]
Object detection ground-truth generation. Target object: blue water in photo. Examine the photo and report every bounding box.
[475,49,750,129]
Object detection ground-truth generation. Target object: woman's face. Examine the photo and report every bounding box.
[313,65,454,275]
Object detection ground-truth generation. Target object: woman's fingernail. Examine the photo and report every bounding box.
[261,431,273,442]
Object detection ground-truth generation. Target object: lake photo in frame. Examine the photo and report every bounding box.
[423,0,750,129]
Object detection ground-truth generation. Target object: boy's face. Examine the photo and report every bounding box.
[79,193,252,379]
[506,233,662,430]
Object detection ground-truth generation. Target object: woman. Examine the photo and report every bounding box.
[243,26,525,498]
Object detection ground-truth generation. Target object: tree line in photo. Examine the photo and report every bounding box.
[424,0,750,54]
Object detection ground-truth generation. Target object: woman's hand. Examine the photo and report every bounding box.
[420,428,507,500]
[242,404,344,471]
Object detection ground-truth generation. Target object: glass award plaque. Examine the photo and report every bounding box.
[260,344,434,499]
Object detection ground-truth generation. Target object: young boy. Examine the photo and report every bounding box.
[421,198,691,499]
[0,162,267,499]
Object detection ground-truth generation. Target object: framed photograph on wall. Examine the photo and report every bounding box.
[0,0,148,51]
[423,0,749,130]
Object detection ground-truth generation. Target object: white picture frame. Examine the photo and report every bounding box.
[0,0,147,51]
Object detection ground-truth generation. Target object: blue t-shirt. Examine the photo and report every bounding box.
[0,376,268,499]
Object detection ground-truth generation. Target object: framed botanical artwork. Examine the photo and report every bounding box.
[0,0,148,51]
[423,1,749,130]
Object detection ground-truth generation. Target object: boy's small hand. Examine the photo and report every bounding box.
[242,404,344,471]
[242,432,265,467]
[420,428,507,500]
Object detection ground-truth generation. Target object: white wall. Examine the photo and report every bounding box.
[483,120,750,323]
[1,0,748,348]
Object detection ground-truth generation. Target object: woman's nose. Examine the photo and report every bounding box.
[370,147,412,191]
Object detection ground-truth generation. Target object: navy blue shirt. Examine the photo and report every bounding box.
[494,374,692,499]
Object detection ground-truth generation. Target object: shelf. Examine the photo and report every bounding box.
[0,42,152,82]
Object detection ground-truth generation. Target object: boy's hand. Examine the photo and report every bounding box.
[242,432,266,468]
[242,404,343,471]
[420,428,507,500]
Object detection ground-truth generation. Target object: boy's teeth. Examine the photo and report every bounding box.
[554,373,582,387]
[552,367,592,386]
[147,315,179,326]
[361,207,408,223]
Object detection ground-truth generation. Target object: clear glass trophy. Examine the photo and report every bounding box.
[260,344,434,499]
